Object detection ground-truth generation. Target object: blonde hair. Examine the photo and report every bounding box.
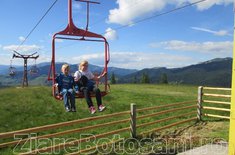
[79,60,88,70]
[61,64,70,72]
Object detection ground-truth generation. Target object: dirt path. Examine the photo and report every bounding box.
[178,143,228,155]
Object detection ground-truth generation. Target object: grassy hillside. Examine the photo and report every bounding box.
[0,84,197,131]
[0,84,230,154]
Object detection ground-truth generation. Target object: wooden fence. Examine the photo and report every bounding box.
[0,86,230,154]
[0,100,197,154]
[198,86,231,120]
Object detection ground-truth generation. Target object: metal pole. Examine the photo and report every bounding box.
[22,58,28,87]
[228,15,235,154]
[68,0,73,28]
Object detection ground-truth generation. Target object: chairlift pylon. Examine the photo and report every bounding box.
[11,50,39,87]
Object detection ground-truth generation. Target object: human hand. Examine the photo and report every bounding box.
[100,72,107,77]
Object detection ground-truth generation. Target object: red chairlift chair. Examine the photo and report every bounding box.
[48,0,110,99]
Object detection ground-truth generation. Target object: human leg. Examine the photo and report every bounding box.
[62,89,70,112]
[82,87,96,114]
[93,87,106,112]
[68,89,76,112]
[94,87,102,107]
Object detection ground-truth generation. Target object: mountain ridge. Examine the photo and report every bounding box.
[0,57,232,87]
[119,57,232,87]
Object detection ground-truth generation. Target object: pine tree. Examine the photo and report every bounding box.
[160,73,168,84]
[141,73,150,83]
[133,76,137,83]
[145,73,150,83]
[110,72,116,84]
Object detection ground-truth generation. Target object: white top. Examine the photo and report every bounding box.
[74,70,94,81]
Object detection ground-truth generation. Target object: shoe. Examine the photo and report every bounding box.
[65,107,71,112]
[98,105,106,112]
[89,106,96,114]
[71,108,76,112]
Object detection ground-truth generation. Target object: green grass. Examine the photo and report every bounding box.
[0,84,230,154]
[0,84,198,131]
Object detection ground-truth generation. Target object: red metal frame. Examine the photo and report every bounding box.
[48,0,110,98]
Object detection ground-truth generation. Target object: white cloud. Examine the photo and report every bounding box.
[109,52,195,69]
[71,53,104,66]
[0,50,195,69]
[194,0,233,11]
[39,38,233,69]
[107,0,233,25]
[158,40,233,56]
[67,51,195,69]
[191,27,232,36]
[3,44,41,53]
[0,54,51,66]
[104,28,118,40]
[18,36,25,42]
[108,0,166,25]
[37,54,51,63]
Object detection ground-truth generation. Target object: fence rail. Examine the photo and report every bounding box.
[137,105,197,120]
[20,127,131,155]
[203,93,231,98]
[136,100,196,112]
[0,86,230,154]
[141,117,197,135]
[203,113,230,120]
[0,118,130,148]
[203,100,231,105]
[198,86,231,120]
[137,111,196,128]
[203,106,231,112]
[0,100,197,154]
[0,111,130,139]
[203,87,231,91]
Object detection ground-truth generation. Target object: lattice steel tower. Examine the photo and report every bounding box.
[12,51,39,87]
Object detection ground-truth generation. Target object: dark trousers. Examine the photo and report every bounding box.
[81,87,102,108]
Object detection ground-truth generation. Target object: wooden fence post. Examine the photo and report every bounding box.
[130,103,136,138]
[197,86,203,121]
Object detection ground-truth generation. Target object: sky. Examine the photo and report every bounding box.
[0,0,234,69]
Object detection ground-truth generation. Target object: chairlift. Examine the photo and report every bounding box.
[9,60,16,77]
[30,60,39,75]
[9,67,16,77]
[30,65,39,75]
[47,0,110,100]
